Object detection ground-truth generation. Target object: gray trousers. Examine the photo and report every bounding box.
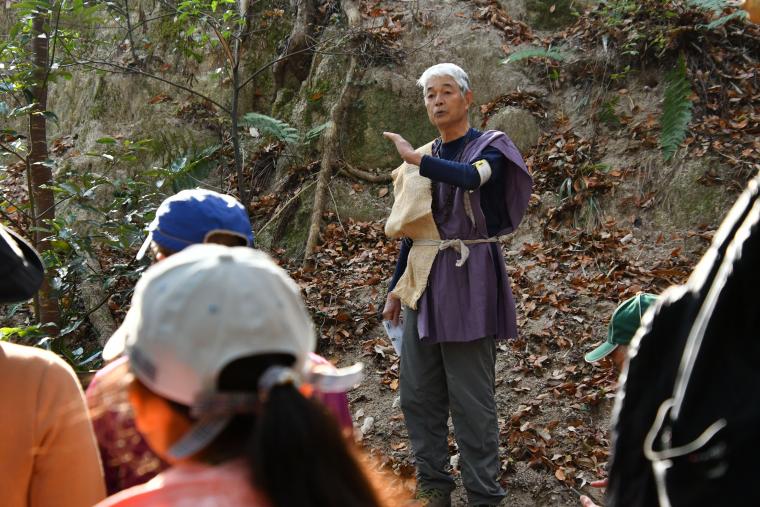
[400,307,506,506]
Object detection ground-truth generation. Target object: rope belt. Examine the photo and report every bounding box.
[413,236,506,267]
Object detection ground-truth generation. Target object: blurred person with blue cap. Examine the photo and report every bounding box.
[135,188,255,261]
[91,188,256,494]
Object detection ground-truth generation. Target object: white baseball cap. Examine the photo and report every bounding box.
[103,244,332,458]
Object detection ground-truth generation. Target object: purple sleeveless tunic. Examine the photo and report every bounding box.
[416,130,532,343]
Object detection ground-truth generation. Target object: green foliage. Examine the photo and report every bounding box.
[686,0,728,14]
[703,10,748,29]
[0,325,47,343]
[598,96,621,127]
[40,136,217,350]
[0,0,289,369]
[153,144,222,193]
[660,56,693,161]
[503,48,567,64]
[610,65,632,81]
[241,112,300,144]
[304,122,331,144]
[686,0,749,27]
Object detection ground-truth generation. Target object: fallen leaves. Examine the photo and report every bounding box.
[51,136,74,155]
[278,215,398,350]
[147,94,172,105]
[471,0,536,47]
[479,91,547,128]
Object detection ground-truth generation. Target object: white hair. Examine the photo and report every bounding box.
[417,63,471,95]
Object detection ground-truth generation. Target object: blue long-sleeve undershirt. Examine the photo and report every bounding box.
[389,237,412,292]
[419,155,482,190]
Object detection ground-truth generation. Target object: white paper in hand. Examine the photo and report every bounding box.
[382,320,403,355]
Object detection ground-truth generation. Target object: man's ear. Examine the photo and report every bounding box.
[464,89,474,107]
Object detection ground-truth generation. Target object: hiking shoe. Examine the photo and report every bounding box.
[415,488,451,507]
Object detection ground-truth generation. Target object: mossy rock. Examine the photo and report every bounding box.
[343,87,437,170]
[496,0,528,20]
[484,107,541,153]
[240,0,293,112]
[525,0,579,30]
[655,160,737,230]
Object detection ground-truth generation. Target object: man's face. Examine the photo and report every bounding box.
[423,75,473,131]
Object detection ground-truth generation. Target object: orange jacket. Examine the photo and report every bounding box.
[0,342,106,507]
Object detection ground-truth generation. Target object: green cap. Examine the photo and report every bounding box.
[584,293,659,363]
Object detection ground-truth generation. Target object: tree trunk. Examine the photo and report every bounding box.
[28,13,61,330]
[303,0,363,265]
[122,0,141,65]
[231,42,247,206]
[273,0,318,93]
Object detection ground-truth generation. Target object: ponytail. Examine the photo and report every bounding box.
[249,383,383,507]
[210,354,400,507]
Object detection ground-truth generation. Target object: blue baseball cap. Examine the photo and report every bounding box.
[136,189,254,259]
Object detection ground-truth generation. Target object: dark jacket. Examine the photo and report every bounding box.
[0,225,43,303]
[608,174,760,506]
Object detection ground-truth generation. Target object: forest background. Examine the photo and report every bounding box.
[1,0,758,504]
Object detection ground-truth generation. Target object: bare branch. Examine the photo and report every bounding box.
[257,179,317,234]
[60,53,231,114]
[43,0,64,86]
[210,22,236,73]
[0,141,28,164]
[304,0,364,265]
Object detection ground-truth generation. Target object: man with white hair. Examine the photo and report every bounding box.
[382,64,532,506]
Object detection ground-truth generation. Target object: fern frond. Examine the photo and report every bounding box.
[660,56,693,161]
[241,112,300,144]
[304,121,331,144]
[165,144,221,193]
[686,0,729,14]
[704,9,748,28]
[502,48,567,64]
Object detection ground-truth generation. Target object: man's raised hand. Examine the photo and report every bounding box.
[383,132,422,166]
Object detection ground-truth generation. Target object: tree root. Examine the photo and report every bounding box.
[339,161,392,183]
